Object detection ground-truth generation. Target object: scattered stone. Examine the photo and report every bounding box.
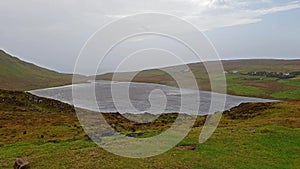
[101,131,115,137]
[175,144,198,151]
[126,132,143,137]
[14,158,29,169]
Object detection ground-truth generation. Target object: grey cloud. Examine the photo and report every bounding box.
[0,0,299,74]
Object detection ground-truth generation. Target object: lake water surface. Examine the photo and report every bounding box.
[29,80,277,115]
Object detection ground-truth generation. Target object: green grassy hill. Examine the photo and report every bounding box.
[0,90,299,168]
[0,50,86,91]
[95,59,300,100]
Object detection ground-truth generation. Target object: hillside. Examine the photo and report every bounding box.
[0,50,86,91]
[0,89,299,168]
[0,56,299,168]
[95,59,300,100]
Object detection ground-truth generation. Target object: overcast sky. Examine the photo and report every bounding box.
[0,0,300,74]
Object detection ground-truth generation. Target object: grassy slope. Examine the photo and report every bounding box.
[95,59,300,100]
[0,90,299,168]
[0,50,86,91]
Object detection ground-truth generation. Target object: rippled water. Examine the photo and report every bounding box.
[29,80,276,115]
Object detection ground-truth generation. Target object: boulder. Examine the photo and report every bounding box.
[13,158,29,169]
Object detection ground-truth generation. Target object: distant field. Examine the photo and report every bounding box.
[0,90,299,168]
[95,59,300,100]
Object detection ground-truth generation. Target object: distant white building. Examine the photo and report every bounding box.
[183,69,190,72]
[231,70,239,74]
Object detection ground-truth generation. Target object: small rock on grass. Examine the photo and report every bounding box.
[175,144,198,151]
[14,158,29,169]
